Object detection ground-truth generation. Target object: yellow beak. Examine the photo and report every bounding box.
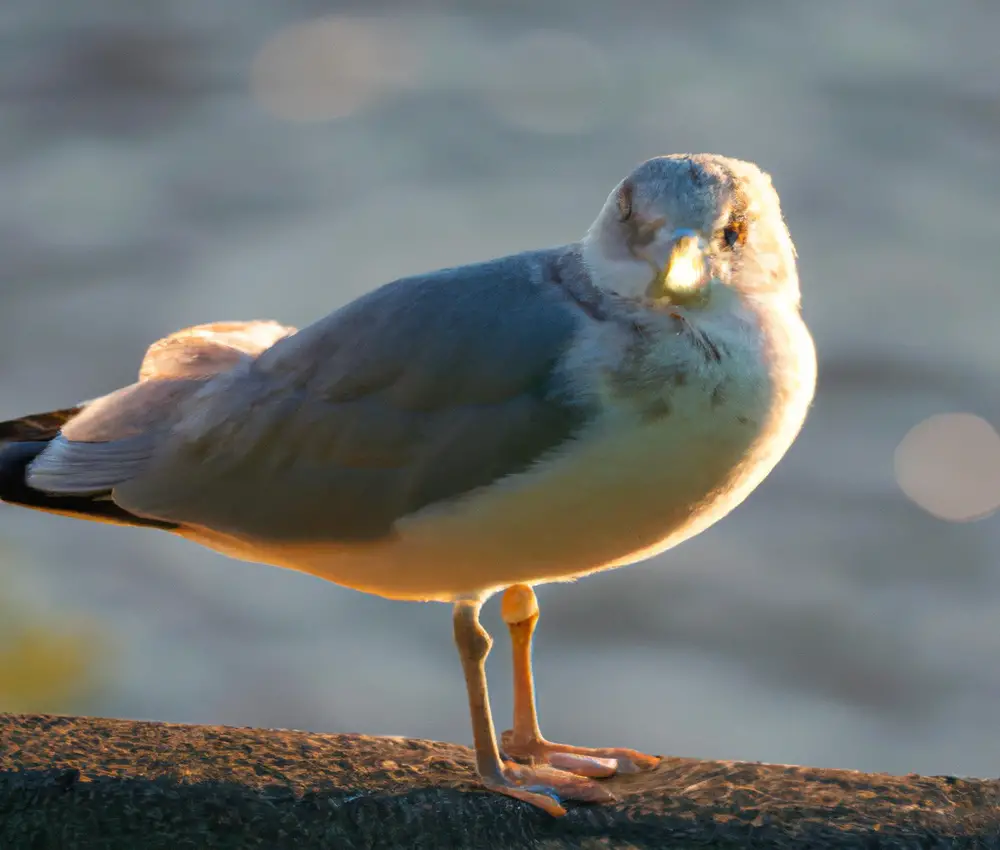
[636,228,709,302]
[659,230,706,296]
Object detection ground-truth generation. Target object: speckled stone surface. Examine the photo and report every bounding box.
[2,713,998,849]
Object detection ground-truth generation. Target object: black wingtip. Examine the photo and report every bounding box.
[0,406,84,442]
[0,433,178,532]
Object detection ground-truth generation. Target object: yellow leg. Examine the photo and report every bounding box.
[499,585,661,777]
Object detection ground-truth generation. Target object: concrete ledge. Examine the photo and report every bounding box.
[2,713,998,848]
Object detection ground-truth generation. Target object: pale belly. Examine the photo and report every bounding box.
[183,394,796,603]
[181,307,816,604]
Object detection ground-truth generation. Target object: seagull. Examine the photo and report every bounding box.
[0,154,816,816]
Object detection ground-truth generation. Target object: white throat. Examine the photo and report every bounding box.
[578,234,655,300]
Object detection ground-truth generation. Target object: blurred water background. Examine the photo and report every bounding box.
[2,0,1000,779]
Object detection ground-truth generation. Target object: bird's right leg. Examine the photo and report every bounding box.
[452,598,616,817]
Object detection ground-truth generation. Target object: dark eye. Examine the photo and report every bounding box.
[616,183,633,221]
[721,219,747,249]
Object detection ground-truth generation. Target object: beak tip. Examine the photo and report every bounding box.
[663,231,707,293]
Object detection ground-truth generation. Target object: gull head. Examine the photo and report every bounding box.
[581,154,799,309]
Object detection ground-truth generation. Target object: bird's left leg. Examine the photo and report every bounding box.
[499,584,661,777]
[452,597,617,816]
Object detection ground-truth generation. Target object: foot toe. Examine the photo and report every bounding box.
[499,730,660,776]
[590,748,660,774]
[485,781,567,817]
[545,751,618,777]
[482,762,618,817]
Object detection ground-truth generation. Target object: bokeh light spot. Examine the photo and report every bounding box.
[894,413,1000,522]
[251,16,419,123]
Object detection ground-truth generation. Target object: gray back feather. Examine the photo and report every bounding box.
[112,246,597,541]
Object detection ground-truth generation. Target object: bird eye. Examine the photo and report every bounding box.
[616,183,633,221]
[721,218,747,249]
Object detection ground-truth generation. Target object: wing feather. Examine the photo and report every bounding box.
[109,248,595,541]
[138,320,295,381]
[20,320,296,497]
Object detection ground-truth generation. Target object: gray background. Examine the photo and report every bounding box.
[2,0,1000,779]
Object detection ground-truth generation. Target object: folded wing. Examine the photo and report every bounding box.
[60,250,594,543]
[1,320,295,527]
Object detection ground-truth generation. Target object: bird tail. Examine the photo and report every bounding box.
[0,407,178,530]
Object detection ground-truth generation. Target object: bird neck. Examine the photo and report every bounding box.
[577,236,657,301]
